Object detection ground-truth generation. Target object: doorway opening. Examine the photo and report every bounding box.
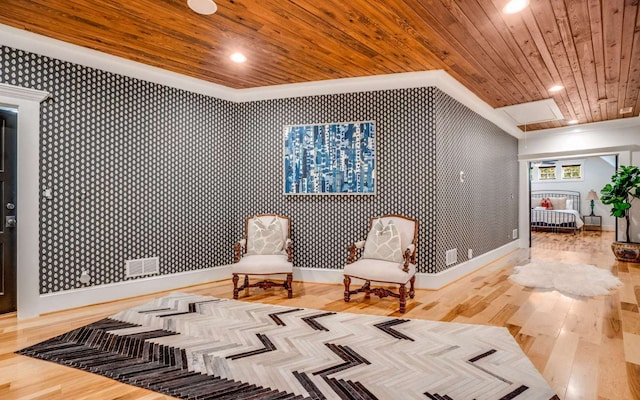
[0,107,17,314]
[528,154,617,252]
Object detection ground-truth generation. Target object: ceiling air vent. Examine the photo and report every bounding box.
[126,257,159,277]
[620,107,633,115]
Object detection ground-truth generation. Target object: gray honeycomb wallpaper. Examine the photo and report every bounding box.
[2,44,518,294]
[1,46,237,294]
[435,89,519,272]
[235,89,436,273]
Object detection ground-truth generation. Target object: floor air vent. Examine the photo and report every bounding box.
[125,257,159,277]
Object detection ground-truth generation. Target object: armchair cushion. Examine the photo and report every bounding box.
[344,258,415,284]
[362,220,403,262]
[232,255,293,274]
[246,218,285,255]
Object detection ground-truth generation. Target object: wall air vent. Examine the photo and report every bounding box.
[445,249,457,266]
[125,257,159,277]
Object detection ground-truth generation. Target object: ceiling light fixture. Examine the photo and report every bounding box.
[187,0,217,15]
[548,85,564,92]
[230,52,247,63]
[567,119,578,125]
[503,0,529,14]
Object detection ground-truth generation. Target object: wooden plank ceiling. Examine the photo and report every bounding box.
[0,0,638,132]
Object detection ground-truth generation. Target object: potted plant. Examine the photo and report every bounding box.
[600,165,640,263]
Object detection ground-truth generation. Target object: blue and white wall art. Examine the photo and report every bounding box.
[284,121,375,195]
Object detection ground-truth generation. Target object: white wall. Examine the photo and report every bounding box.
[518,117,640,244]
[530,156,616,230]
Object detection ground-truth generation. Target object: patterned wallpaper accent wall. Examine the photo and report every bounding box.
[2,45,518,294]
[434,89,519,272]
[1,46,236,294]
[235,89,438,273]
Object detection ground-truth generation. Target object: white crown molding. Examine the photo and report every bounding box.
[0,23,524,138]
[0,24,237,101]
[235,70,523,138]
[0,82,50,102]
[2,23,635,140]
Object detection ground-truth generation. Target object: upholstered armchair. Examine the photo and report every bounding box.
[232,214,293,299]
[343,214,418,313]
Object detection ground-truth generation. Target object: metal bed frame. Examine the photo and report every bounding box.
[530,190,582,234]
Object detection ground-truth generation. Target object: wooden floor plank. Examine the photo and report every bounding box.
[0,230,637,399]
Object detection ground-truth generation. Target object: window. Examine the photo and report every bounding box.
[562,164,582,180]
[538,166,556,180]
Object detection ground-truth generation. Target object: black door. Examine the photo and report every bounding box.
[0,108,17,314]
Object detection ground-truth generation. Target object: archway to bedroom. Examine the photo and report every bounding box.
[528,154,617,253]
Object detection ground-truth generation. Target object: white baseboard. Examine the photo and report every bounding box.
[34,241,519,317]
[36,266,233,317]
[294,267,344,284]
[296,241,520,290]
[414,241,520,289]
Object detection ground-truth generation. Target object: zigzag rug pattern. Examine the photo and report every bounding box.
[17,293,558,399]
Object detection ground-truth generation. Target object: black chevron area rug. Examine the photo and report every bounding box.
[17,293,559,400]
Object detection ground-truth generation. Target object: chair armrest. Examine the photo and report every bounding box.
[233,239,246,263]
[285,239,293,263]
[347,240,366,264]
[402,244,416,272]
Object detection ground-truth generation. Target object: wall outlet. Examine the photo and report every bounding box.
[468,249,473,259]
[79,270,91,284]
[512,229,518,239]
[445,249,457,266]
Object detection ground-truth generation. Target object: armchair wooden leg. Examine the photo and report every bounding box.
[244,274,250,288]
[399,284,407,313]
[286,273,293,298]
[409,276,416,299]
[343,275,351,302]
[232,274,239,300]
[363,281,371,298]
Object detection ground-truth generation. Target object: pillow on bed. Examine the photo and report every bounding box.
[540,198,553,209]
[565,199,573,210]
[548,197,567,210]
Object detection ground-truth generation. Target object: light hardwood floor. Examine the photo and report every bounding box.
[1,230,638,399]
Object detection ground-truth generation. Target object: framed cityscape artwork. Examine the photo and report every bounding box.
[283,121,375,195]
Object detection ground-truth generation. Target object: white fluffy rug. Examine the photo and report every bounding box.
[509,262,622,297]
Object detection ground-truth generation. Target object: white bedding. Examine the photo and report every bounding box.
[531,209,584,229]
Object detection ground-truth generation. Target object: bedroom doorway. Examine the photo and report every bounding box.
[0,107,17,315]
[528,155,617,250]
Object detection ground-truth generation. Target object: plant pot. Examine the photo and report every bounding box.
[611,241,640,263]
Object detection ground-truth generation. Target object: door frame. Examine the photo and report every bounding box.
[518,150,633,249]
[0,83,49,319]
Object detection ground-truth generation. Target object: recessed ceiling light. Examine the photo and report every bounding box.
[567,119,578,125]
[187,0,217,15]
[503,0,530,14]
[230,52,247,63]
[548,85,564,92]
